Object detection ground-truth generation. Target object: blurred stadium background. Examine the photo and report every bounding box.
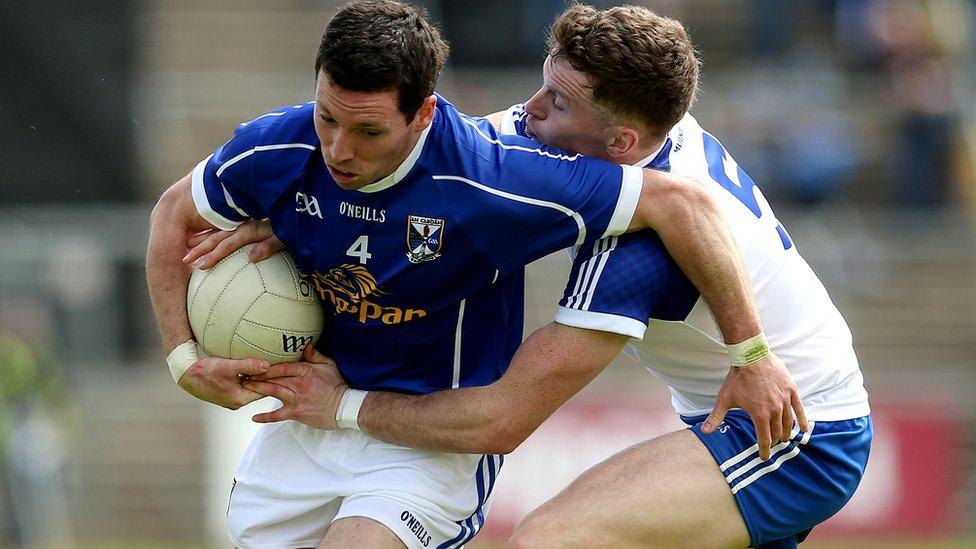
[1,0,975,547]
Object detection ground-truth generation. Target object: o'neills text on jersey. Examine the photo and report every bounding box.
[340,201,386,222]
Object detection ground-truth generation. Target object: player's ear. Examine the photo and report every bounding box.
[414,95,437,132]
[607,126,639,160]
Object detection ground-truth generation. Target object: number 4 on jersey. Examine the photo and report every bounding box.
[702,133,793,250]
[346,235,371,264]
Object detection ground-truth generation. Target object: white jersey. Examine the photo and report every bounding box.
[503,106,870,421]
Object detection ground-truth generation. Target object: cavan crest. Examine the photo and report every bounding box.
[406,215,445,264]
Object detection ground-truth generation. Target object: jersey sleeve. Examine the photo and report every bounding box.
[439,122,643,273]
[190,120,271,230]
[499,103,529,137]
[555,231,700,340]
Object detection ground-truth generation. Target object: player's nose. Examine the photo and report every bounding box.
[329,130,355,162]
[525,87,547,120]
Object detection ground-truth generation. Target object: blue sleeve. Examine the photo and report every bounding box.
[190,117,275,230]
[555,231,700,339]
[436,120,643,273]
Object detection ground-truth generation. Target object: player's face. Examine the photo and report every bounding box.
[314,72,432,190]
[523,56,614,161]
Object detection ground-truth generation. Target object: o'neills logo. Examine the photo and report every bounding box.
[400,510,432,547]
[309,264,426,325]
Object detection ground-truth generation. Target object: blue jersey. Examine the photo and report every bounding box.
[503,104,699,336]
[191,95,642,394]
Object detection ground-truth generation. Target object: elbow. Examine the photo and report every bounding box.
[150,176,192,230]
[663,175,716,218]
[149,191,171,228]
[476,417,533,455]
[636,173,717,231]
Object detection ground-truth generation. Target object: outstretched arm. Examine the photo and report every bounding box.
[359,323,627,453]
[244,322,627,454]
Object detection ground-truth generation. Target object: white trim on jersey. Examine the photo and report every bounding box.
[239,111,286,127]
[452,299,466,389]
[554,306,647,340]
[566,237,619,310]
[492,107,641,239]
[214,143,316,178]
[460,116,583,162]
[191,155,242,231]
[359,123,433,193]
[431,175,592,246]
[192,143,317,231]
[604,164,643,239]
[499,105,524,136]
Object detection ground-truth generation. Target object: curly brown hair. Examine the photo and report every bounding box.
[315,0,450,120]
[548,4,700,139]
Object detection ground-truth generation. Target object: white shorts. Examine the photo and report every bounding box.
[227,421,503,549]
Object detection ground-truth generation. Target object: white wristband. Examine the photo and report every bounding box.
[167,339,200,383]
[336,389,369,430]
[727,332,770,368]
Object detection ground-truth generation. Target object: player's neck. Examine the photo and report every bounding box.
[358,121,432,191]
[617,137,666,168]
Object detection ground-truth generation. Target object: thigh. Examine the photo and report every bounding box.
[510,429,750,549]
[688,412,873,546]
[228,423,347,548]
[318,516,405,549]
[330,437,505,549]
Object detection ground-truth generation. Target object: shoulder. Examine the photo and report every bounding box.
[222,102,319,180]
[241,101,319,150]
[429,94,498,149]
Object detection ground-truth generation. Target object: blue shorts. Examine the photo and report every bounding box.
[683,410,872,548]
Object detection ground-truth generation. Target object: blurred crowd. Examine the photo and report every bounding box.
[423,0,976,211]
[754,0,975,209]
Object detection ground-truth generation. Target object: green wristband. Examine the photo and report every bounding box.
[727,332,770,367]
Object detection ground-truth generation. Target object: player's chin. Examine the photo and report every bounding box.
[333,178,365,190]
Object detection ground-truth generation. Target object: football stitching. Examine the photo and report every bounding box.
[198,260,253,349]
[228,290,268,357]
[255,251,307,301]
[189,245,251,320]
[238,317,321,333]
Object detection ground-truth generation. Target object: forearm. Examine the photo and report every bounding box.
[147,176,210,352]
[631,174,760,343]
[356,323,625,454]
[359,387,515,454]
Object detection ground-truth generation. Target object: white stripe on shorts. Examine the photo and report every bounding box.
[720,421,816,494]
[730,446,802,494]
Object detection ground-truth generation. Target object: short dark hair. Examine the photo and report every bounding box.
[548,4,700,138]
[315,0,450,120]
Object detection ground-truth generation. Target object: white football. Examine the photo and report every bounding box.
[187,244,323,364]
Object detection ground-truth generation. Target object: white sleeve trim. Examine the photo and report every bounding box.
[555,306,648,341]
[433,174,589,245]
[191,155,245,231]
[500,104,522,136]
[604,164,642,238]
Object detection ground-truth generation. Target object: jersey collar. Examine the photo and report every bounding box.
[634,136,672,171]
[357,122,433,193]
